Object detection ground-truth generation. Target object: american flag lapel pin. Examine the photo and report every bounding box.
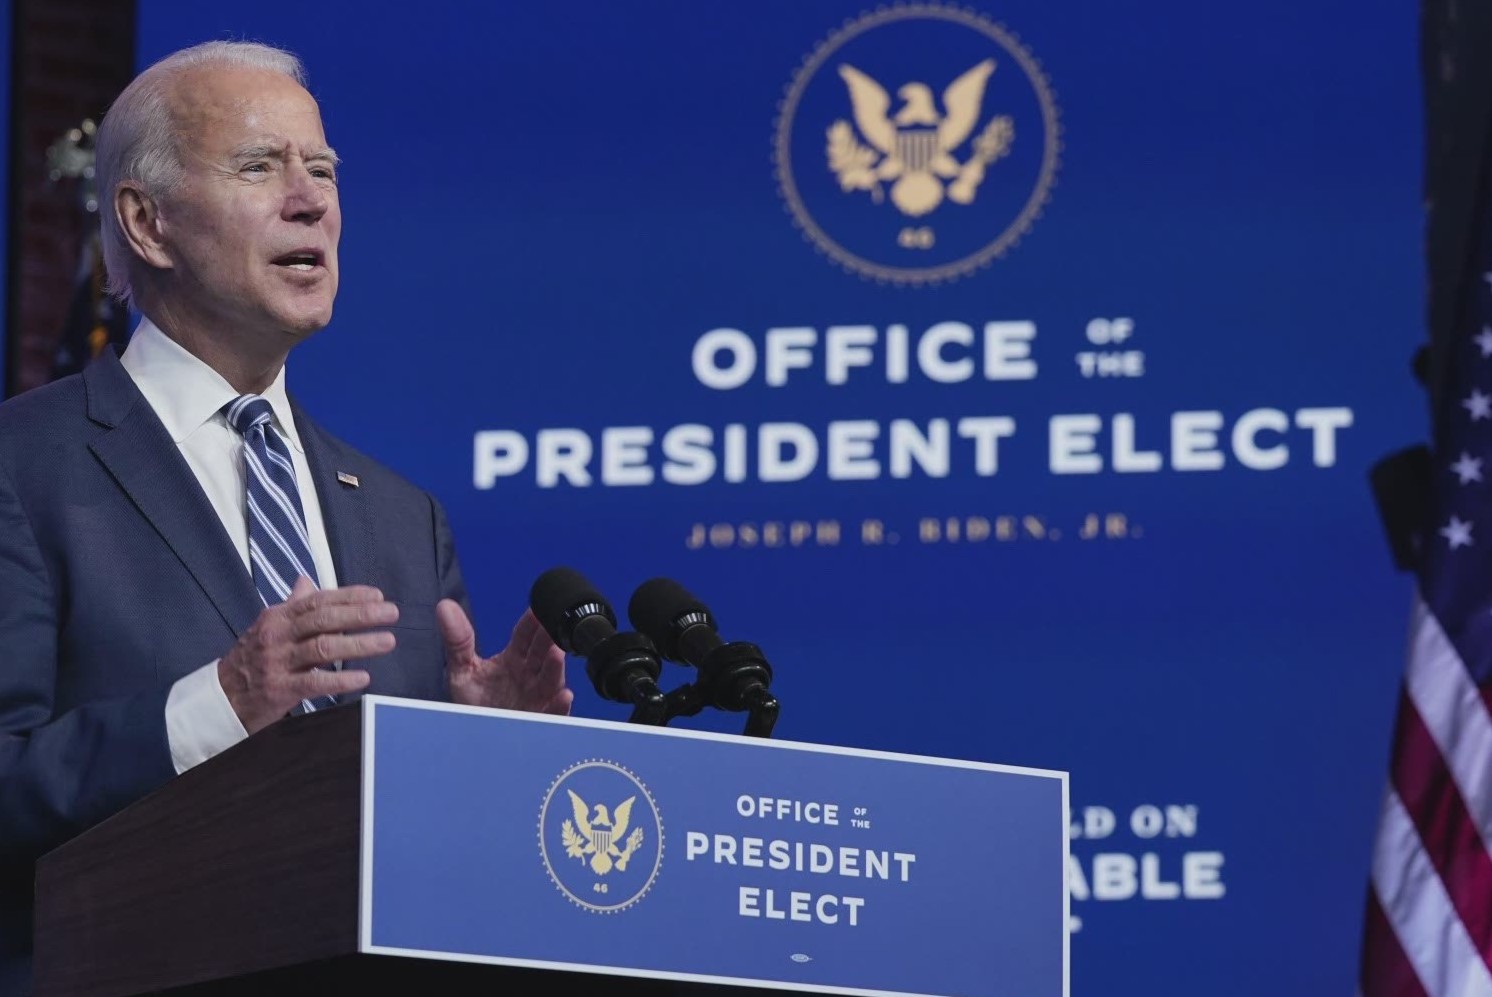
[336,471,360,488]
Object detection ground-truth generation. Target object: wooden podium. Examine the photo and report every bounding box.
[31,706,708,995]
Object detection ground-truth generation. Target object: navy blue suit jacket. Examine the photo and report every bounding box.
[0,348,469,989]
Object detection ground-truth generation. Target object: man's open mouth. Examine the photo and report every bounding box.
[272,250,323,271]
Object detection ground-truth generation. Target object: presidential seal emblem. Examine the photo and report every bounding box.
[774,4,1060,285]
[538,760,663,913]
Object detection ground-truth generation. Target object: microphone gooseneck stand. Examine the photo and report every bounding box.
[666,640,779,738]
[630,586,782,738]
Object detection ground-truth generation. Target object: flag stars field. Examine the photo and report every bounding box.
[1441,516,1475,549]
[1476,327,1492,357]
[1463,389,1492,420]
[1451,453,1484,484]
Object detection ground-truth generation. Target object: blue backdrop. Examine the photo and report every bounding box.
[138,2,1424,993]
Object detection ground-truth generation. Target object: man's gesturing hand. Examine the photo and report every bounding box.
[438,601,573,715]
[218,577,398,734]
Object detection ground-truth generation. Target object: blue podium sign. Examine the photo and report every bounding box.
[358,697,1069,996]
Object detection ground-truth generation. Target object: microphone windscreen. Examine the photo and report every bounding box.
[628,577,711,658]
[530,566,613,646]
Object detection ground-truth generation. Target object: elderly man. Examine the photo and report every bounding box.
[0,41,570,986]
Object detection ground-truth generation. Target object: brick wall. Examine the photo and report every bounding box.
[6,0,135,396]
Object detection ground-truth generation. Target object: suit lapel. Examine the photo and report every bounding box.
[294,406,392,702]
[293,401,376,590]
[84,350,263,637]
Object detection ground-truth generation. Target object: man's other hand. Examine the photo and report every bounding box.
[438,602,572,715]
[218,577,396,733]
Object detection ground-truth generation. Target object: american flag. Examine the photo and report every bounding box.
[1360,259,1492,990]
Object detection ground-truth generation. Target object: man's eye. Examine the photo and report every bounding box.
[242,162,270,174]
[311,168,337,181]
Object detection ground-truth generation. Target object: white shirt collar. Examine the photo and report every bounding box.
[119,316,306,454]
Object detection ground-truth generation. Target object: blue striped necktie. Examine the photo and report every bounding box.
[222,394,337,713]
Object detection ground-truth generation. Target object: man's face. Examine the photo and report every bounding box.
[155,65,341,344]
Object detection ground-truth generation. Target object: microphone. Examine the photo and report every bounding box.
[628,577,779,736]
[529,567,667,724]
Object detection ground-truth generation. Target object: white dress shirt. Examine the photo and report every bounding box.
[119,317,340,774]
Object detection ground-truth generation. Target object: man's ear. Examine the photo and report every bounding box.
[114,182,173,271]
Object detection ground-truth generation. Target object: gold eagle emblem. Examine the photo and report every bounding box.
[560,788,645,876]
[827,59,1014,217]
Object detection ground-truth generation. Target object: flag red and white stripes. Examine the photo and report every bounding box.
[1364,603,1492,996]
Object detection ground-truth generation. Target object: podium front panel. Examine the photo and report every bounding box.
[359,697,1068,997]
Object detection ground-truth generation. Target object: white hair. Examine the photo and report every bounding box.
[96,41,307,307]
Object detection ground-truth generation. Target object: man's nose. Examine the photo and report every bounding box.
[282,166,331,222]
